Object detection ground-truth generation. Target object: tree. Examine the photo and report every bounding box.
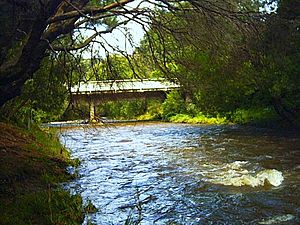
[136,0,300,125]
[248,0,300,124]
[0,51,81,124]
[0,0,134,107]
[0,0,261,108]
[137,1,261,114]
[86,54,137,80]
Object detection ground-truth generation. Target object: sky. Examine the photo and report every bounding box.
[80,0,276,58]
[82,0,153,58]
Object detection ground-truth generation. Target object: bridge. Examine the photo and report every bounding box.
[71,79,180,122]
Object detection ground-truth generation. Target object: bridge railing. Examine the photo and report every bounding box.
[71,79,180,94]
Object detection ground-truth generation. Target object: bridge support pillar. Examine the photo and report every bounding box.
[89,101,97,123]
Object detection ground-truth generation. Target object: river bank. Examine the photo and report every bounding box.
[163,110,298,129]
[0,122,84,225]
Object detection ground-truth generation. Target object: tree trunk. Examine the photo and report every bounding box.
[0,23,49,107]
[0,0,89,107]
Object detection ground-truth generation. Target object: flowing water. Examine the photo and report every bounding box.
[60,122,300,225]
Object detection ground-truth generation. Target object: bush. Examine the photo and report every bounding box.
[162,91,186,119]
[169,113,227,125]
[231,108,279,125]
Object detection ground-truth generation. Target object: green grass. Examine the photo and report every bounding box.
[0,122,84,225]
[166,108,281,127]
[0,190,83,225]
[168,113,228,125]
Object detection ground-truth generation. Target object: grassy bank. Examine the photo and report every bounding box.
[163,108,282,127]
[0,122,84,225]
[167,113,228,125]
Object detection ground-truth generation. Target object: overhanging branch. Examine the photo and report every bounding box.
[47,0,135,24]
[51,17,135,51]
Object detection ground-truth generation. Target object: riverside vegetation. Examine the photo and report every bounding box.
[0,122,88,225]
[1,1,298,129]
[89,90,282,127]
[0,0,299,224]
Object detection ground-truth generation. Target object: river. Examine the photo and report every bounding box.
[60,122,300,224]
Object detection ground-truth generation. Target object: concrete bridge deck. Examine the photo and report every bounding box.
[71,79,180,94]
[71,79,180,122]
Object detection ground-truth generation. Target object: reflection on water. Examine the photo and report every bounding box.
[60,123,300,224]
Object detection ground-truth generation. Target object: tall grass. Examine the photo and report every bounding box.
[0,190,83,225]
[0,123,84,225]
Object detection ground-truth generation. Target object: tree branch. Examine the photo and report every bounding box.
[47,0,135,24]
[51,16,136,51]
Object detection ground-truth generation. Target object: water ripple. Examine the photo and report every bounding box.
[61,123,300,225]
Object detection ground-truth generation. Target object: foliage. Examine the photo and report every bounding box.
[84,200,98,213]
[98,99,163,120]
[248,6,300,125]
[0,54,75,125]
[137,101,162,121]
[1,0,265,108]
[0,190,83,225]
[162,91,186,118]
[137,0,300,126]
[168,113,227,125]
[86,54,136,81]
[99,100,145,119]
[1,0,299,127]
[231,108,279,125]
[160,90,228,124]
[62,102,90,121]
[0,122,84,225]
